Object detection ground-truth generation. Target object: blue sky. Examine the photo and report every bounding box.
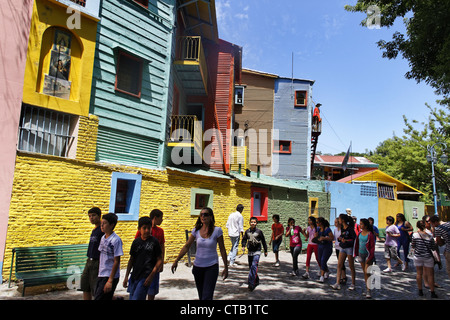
[216,0,441,155]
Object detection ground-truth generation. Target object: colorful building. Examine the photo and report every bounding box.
[313,155,379,181]
[326,168,425,233]
[0,0,34,275]
[3,0,331,288]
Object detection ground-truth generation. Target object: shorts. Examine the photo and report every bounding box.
[127,273,160,300]
[340,247,353,256]
[413,256,434,268]
[80,258,99,295]
[384,245,400,260]
[272,238,282,253]
[357,252,369,263]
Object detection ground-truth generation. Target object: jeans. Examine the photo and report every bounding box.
[228,236,240,264]
[192,263,219,300]
[247,254,260,287]
[290,246,302,272]
[318,243,333,273]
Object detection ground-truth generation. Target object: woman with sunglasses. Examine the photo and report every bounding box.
[171,207,228,300]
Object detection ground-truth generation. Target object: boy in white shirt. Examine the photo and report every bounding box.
[383,216,403,272]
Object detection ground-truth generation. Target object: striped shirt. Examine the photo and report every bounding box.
[412,231,435,259]
[435,222,450,253]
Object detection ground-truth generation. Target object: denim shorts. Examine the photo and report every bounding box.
[272,238,282,253]
[127,273,160,300]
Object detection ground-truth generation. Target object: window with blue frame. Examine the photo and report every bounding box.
[109,172,142,221]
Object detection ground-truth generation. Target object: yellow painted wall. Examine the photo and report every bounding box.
[378,198,404,227]
[4,116,251,280]
[21,0,97,116]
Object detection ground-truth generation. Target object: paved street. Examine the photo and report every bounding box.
[1,242,448,301]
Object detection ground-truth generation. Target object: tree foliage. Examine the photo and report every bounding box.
[345,0,450,100]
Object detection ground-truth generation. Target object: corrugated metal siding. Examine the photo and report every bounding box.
[97,126,160,168]
[91,0,175,167]
[210,51,233,172]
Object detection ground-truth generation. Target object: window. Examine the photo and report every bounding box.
[251,187,268,221]
[18,104,76,158]
[378,184,395,200]
[43,29,73,100]
[309,197,319,217]
[235,86,244,105]
[132,0,149,8]
[115,51,143,98]
[294,90,307,107]
[190,188,214,215]
[273,140,292,154]
[110,172,142,221]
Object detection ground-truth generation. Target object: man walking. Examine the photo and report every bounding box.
[226,204,244,266]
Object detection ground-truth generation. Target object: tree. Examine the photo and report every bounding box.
[345,0,450,101]
[369,104,450,204]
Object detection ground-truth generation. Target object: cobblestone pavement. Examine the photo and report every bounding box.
[1,242,449,300]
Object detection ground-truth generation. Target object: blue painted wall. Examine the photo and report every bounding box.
[91,0,176,168]
[272,77,314,180]
[326,181,379,229]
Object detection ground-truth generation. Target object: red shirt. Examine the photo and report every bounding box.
[271,223,284,240]
[135,226,165,245]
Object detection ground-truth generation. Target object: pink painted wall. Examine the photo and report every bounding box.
[0,0,34,275]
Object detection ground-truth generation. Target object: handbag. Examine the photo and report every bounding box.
[418,232,442,269]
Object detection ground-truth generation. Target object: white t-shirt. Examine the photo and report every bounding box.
[226,211,244,237]
[98,232,123,278]
[385,225,400,247]
[192,227,223,267]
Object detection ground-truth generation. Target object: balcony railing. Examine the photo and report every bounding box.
[174,36,208,94]
[168,115,203,158]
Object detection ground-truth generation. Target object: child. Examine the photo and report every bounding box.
[134,209,165,300]
[354,218,376,298]
[383,216,403,272]
[81,207,104,300]
[124,216,163,300]
[268,214,283,267]
[242,217,268,291]
[94,213,123,300]
[285,218,303,276]
[302,216,320,279]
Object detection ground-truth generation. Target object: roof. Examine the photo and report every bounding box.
[314,155,379,168]
[242,68,315,84]
[337,169,424,194]
[178,0,218,43]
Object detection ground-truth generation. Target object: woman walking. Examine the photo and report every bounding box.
[412,220,438,298]
[171,207,228,300]
[302,216,321,279]
[395,213,413,271]
[333,217,346,284]
[316,217,334,283]
[354,218,376,298]
[331,214,356,290]
[285,218,303,276]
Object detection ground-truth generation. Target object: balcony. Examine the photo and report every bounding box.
[168,115,203,163]
[230,146,249,173]
[174,36,208,96]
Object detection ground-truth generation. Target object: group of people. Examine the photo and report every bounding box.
[80,204,450,301]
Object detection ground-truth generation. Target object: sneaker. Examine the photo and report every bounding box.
[383,267,392,273]
[291,270,297,276]
[330,283,341,290]
[318,276,324,283]
[274,261,280,267]
[324,272,330,279]
[348,284,355,291]
[418,289,424,297]
[365,290,371,299]
[401,264,406,271]
[431,291,438,299]
[302,272,310,279]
